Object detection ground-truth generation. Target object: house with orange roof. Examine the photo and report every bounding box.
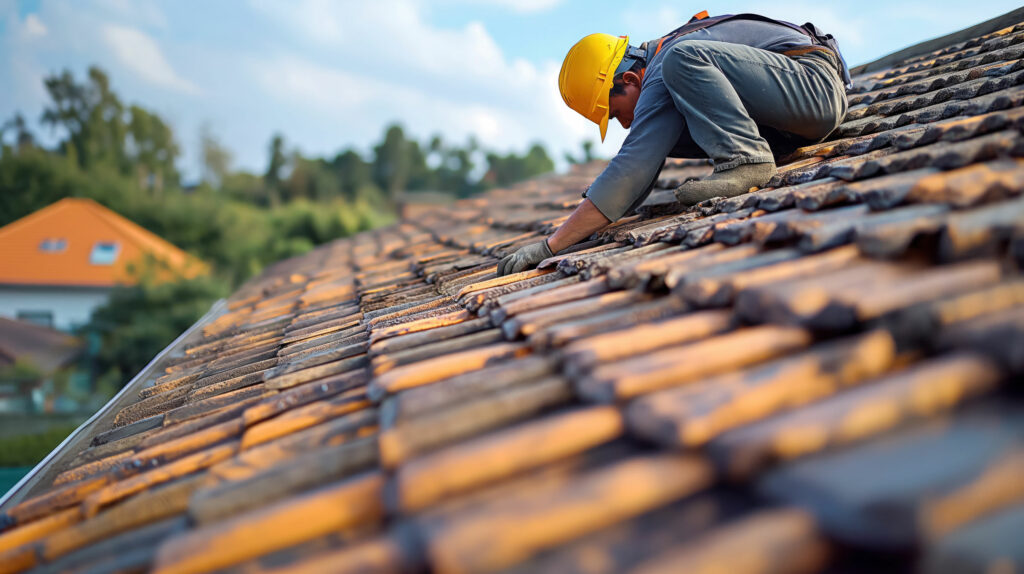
[0,198,205,332]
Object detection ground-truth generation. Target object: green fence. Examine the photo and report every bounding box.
[0,467,32,498]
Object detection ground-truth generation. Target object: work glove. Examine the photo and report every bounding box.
[496,239,553,277]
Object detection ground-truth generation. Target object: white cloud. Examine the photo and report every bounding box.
[0,0,614,177]
[248,0,509,83]
[245,0,597,160]
[745,1,867,49]
[251,55,383,110]
[101,23,200,95]
[460,0,565,13]
[1,9,53,124]
[250,51,581,152]
[621,5,683,39]
[94,0,167,29]
[23,14,47,37]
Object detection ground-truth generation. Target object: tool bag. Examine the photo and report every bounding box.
[661,10,854,88]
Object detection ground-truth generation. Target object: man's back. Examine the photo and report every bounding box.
[582,17,844,222]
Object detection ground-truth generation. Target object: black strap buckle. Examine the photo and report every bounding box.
[624,44,647,64]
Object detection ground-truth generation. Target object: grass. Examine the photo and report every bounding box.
[0,424,80,467]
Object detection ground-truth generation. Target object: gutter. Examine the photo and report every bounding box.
[0,298,228,511]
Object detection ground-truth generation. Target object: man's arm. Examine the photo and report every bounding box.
[548,198,611,253]
[497,80,682,276]
[495,198,610,276]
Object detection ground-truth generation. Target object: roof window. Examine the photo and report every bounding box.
[39,238,67,253]
[89,241,120,265]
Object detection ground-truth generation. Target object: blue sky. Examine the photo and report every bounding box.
[1,0,1021,182]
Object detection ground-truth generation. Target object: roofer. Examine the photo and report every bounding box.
[497,11,851,277]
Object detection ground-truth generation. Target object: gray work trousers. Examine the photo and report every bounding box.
[661,39,849,172]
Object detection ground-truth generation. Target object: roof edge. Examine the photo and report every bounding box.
[0,280,121,289]
[0,298,228,511]
[850,7,1024,75]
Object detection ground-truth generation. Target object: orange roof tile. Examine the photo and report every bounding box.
[0,198,205,287]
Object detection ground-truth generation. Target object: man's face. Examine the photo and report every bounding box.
[608,71,642,129]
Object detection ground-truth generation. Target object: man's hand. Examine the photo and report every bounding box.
[494,198,610,278]
[496,239,553,277]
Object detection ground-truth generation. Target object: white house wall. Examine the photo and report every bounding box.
[0,285,111,332]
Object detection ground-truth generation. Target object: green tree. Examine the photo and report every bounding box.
[220,171,267,205]
[126,105,180,194]
[372,124,429,198]
[1,112,35,151]
[424,135,482,197]
[41,67,128,171]
[0,144,112,226]
[84,265,230,391]
[282,154,343,202]
[484,142,555,187]
[200,123,232,189]
[35,66,180,193]
[330,149,374,199]
[263,133,287,206]
[565,140,597,165]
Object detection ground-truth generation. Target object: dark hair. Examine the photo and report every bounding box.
[609,57,644,96]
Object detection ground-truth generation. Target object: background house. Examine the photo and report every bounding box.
[0,198,205,332]
[0,318,83,414]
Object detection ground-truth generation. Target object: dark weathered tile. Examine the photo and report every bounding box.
[389,406,623,513]
[708,353,1003,479]
[151,473,384,574]
[577,325,812,403]
[420,454,713,573]
[627,330,896,448]
[379,376,572,468]
[625,509,828,574]
[759,403,1024,550]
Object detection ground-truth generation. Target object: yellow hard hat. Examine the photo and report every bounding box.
[559,33,629,142]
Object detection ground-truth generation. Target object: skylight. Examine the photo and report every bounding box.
[89,242,120,265]
[39,238,67,253]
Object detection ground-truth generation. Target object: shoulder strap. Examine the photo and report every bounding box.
[660,13,736,43]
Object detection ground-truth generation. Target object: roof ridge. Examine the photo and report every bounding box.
[79,199,192,267]
[0,197,81,242]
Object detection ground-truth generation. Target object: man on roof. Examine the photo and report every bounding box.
[497,11,850,277]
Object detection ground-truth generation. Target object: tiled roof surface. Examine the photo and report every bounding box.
[0,198,205,287]
[0,317,81,374]
[2,18,1024,574]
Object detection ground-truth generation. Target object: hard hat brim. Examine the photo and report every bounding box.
[596,37,628,142]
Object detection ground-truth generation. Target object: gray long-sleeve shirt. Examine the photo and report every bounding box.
[584,19,812,221]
